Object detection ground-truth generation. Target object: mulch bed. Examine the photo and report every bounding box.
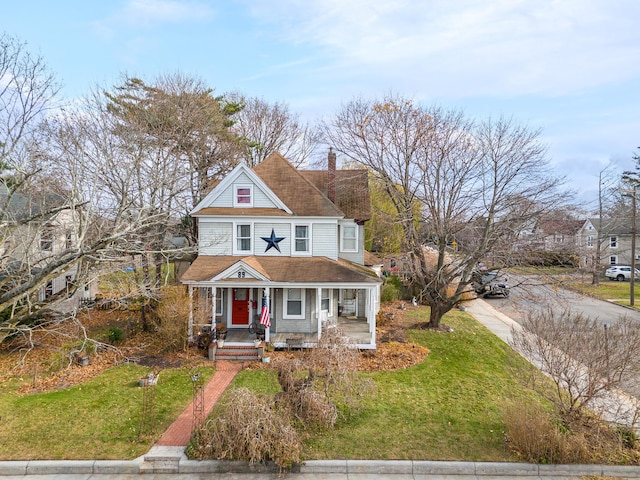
[1,301,433,393]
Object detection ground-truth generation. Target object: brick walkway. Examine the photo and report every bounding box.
[155,360,243,446]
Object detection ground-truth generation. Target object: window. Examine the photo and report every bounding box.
[235,224,252,253]
[234,185,253,207]
[321,288,331,313]
[610,236,618,248]
[44,281,53,298]
[213,288,223,317]
[294,225,310,253]
[40,228,53,252]
[284,288,304,318]
[341,224,357,252]
[555,234,564,243]
[65,232,73,250]
[587,235,594,247]
[610,256,618,265]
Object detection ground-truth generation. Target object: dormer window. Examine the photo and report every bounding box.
[234,184,253,207]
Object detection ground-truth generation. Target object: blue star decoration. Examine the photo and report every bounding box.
[261,228,285,253]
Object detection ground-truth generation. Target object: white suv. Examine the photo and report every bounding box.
[605,265,640,281]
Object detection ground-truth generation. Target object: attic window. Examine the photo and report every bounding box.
[234,185,253,207]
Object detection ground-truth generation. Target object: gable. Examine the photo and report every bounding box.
[191,163,291,215]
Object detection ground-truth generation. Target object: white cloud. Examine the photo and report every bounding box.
[246,0,640,98]
[92,0,214,38]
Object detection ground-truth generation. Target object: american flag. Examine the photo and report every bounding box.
[259,296,270,328]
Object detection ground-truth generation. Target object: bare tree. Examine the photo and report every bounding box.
[323,95,566,327]
[230,95,320,167]
[511,308,640,425]
[0,33,60,180]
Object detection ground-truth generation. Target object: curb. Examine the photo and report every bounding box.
[2,458,640,477]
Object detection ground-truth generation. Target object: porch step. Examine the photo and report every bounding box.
[337,321,370,333]
[211,345,260,361]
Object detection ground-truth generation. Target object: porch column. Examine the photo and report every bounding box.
[263,287,270,343]
[188,286,194,342]
[211,287,217,332]
[369,287,377,345]
[317,287,322,341]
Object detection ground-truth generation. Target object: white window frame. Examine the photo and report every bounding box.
[293,224,311,255]
[610,255,618,265]
[284,288,305,319]
[586,235,594,247]
[214,288,223,317]
[233,184,253,207]
[610,236,618,249]
[340,224,358,253]
[40,227,54,252]
[321,288,332,316]
[234,222,253,254]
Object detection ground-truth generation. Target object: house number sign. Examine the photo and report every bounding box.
[237,270,246,278]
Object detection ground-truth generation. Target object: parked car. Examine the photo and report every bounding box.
[605,265,640,281]
[471,271,510,297]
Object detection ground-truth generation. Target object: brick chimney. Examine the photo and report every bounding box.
[327,147,336,203]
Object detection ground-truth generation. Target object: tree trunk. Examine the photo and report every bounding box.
[426,298,454,328]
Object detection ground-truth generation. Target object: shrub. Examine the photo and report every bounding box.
[273,357,337,429]
[380,283,399,303]
[154,287,190,352]
[503,400,640,464]
[108,327,124,344]
[190,388,301,469]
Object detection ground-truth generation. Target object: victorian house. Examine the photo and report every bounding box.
[180,151,381,349]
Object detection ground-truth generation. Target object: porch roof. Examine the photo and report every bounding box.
[181,255,382,284]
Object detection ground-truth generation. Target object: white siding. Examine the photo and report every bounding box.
[254,222,291,256]
[312,223,338,260]
[198,222,232,255]
[208,172,279,209]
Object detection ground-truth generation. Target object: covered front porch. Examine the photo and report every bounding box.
[181,255,382,350]
[221,314,373,348]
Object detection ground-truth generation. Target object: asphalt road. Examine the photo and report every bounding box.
[486,274,640,327]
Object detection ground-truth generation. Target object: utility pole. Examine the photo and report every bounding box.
[631,189,637,307]
[622,189,637,306]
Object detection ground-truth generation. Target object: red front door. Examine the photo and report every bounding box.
[231,288,249,326]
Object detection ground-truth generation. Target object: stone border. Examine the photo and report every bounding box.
[3,459,640,477]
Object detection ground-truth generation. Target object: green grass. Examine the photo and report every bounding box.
[566,277,640,308]
[227,308,541,462]
[0,363,214,460]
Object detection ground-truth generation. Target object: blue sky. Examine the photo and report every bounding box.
[4,0,640,207]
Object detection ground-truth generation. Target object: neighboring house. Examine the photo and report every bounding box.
[532,218,584,253]
[180,151,382,349]
[0,185,83,302]
[577,218,638,267]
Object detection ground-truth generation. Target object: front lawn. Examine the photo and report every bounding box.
[0,363,214,460]
[229,308,541,462]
